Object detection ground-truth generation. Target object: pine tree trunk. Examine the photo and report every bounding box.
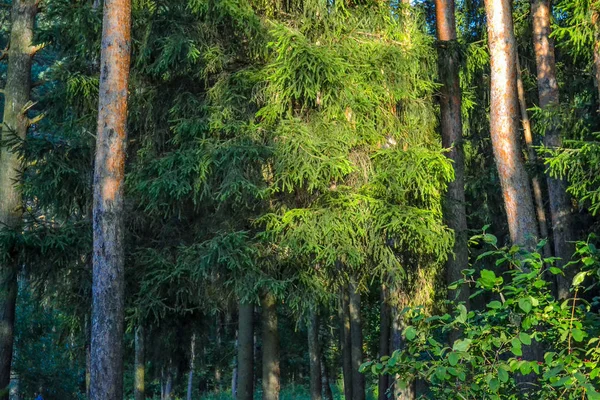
[232,333,238,399]
[164,367,173,400]
[134,326,145,400]
[237,303,254,400]
[187,333,196,400]
[391,306,415,400]
[308,310,322,400]
[434,0,470,307]
[515,57,552,260]
[484,0,539,247]
[261,292,280,400]
[532,0,575,299]
[90,0,132,399]
[0,2,38,397]
[339,288,353,400]
[348,282,365,400]
[378,286,390,400]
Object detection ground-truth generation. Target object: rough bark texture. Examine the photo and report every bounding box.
[0,2,37,397]
[308,310,322,400]
[237,303,254,400]
[516,57,552,260]
[484,0,539,247]
[378,286,391,400]
[321,356,333,400]
[348,282,365,400]
[90,0,132,398]
[435,0,470,307]
[134,326,145,400]
[532,0,576,299]
[339,289,353,400]
[187,334,195,400]
[390,307,415,400]
[261,292,280,400]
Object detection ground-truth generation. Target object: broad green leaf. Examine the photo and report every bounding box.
[519,332,532,345]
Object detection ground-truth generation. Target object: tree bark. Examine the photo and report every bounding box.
[484,0,539,247]
[321,355,333,400]
[90,0,132,399]
[391,306,415,400]
[531,0,576,299]
[261,292,280,400]
[515,57,552,260]
[134,326,145,400]
[237,303,254,400]
[339,289,353,400]
[348,282,365,400]
[232,332,238,399]
[308,310,322,400]
[0,2,38,397]
[187,333,196,400]
[378,286,390,400]
[435,0,470,307]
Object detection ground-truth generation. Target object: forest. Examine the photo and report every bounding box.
[2,0,600,399]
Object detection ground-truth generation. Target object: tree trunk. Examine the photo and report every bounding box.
[515,57,552,260]
[187,333,196,400]
[232,332,238,399]
[321,355,333,400]
[378,286,390,400]
[532,0,576,299]
[434,0,470,307]
[308,310,322,400]
[134,326,145,400]
[261,292,280,400]
[164,366,173,400]
[348,282,365,400]
[391,306,415,400]
[0,2,38,397]
[339,289,353,400]
[237,303,254,400]
[484,0,539,247]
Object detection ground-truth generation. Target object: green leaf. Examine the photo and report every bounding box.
[498,368,509,383]
[452,338,472,352]
[489,377,500,392]
[519,332,532,345]
[573,271,588,286]
[487,300,502,309]
[404,326,417,341]
[518,298,532,313]
[572,328,585,342]
[448,352,460,366]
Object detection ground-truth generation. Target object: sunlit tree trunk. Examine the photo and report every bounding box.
[90,0,132,397]
[134,326,145,400]
[237,302,254,400]
[0,2,38,397]
[308,310,322,400]
[532,0,575,299]
[339,289,353,400]
[261,292,280,400]
[484,0,539,247]
[434,0,470,308]
[378,285,390,400]
[348,281,365,400]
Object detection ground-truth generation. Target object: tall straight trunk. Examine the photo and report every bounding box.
[187,334,196,400]
[90,0,132,399]
[484,0,539,246]
[164,366,173,400]
[348,282,365,400]
[237,303,254,400]
[134,326,145,400]
[308,310,322,400]
[515,57,552,260]
[232,333,238,398]
[378,286,390,400]
[0,2,38,397]
[390,307,415,400]
[339,289,353,400]
[434,0,470,307]
[532,0,576,299]
[261,292,280,400]
[321,356,333,400]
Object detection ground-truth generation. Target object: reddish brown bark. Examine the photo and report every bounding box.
[0,1,38,397]
[484,0,539,246]
[90,0,132,398]
[435,0,470,306]
[531,0,575,299]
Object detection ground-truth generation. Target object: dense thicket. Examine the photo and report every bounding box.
[2,0,600,399]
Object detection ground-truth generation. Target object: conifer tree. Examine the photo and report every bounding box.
[90,0,132,398]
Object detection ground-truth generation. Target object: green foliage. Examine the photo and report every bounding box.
[362,233,600,399]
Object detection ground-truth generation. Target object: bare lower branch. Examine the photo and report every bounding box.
[28,113,45,126]
[29,43,45,56]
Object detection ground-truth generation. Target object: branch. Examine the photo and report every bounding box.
[21,100,37,114]
[29,43,45,56]
[28,113,45,126]
[0,46,8,62]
